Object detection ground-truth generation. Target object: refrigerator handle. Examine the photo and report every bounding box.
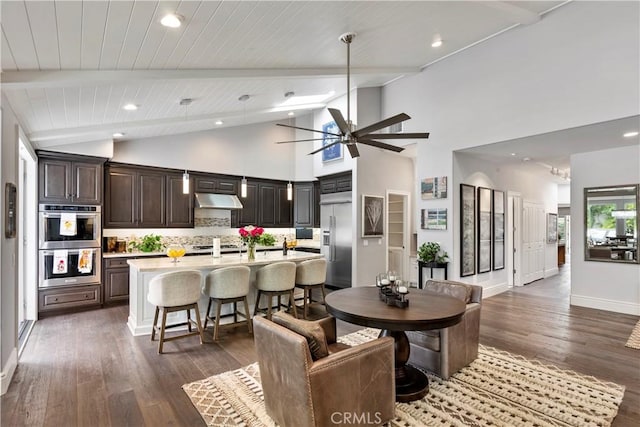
[330,215,336,262]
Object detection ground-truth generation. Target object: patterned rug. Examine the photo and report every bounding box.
[626,320,640,349]
[183,329,625,426]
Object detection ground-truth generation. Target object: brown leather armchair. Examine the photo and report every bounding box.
[253,314,395,427]
[406,279,482,379]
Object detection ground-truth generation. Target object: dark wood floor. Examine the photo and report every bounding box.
[2,265,639,426]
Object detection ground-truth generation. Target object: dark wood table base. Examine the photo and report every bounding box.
[380,330,429,402]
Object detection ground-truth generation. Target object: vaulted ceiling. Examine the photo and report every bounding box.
[1,0,565,148]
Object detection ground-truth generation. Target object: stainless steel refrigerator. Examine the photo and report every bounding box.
[320,192,352,288]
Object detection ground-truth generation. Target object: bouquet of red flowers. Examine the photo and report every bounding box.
[238,225,265,246]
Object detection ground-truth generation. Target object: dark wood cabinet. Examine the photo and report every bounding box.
[194,175,239,195]
[294,182,314,227]
[104,165,181,228]
[313,181,321,228]
[259,182,277,227]
[319,171,352,194]
[238,181,259,226]
[276,184,292,227]
[38,284,101,313]
[166,174,193,228]
[38,153,104,204]
[103,258,129,304]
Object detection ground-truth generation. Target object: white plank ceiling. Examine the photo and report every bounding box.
[1,0,565,147]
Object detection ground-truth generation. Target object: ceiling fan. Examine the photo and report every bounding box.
[275,32,429,158]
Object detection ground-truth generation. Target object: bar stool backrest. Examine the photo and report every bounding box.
[148,270,202,307]
[204,266,251,299]
[256,262,296,291]
[295,258,327,285]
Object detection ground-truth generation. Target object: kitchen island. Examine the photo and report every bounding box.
[127,251,323,336]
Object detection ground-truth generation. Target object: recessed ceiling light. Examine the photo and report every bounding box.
[510,152,517,156]
[288,111,295,116]
[161,13,183,28]
[123,103,138,111]
[215,120,223,125]
[523,157,531,162]
[113,132,125,138]
[431,39,443,48]
[623,131,639,138]
[278,91,334,107]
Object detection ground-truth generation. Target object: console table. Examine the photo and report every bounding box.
[418,261,448,288]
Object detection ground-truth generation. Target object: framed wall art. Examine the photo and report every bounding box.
[460,184,476,277]
[422,208,447,230]
[547,213,558,243]
[421,176,448,199]
[477,187,492,274]
[362,195,384,237]
[321,121,342,162]
[492,190,505,270]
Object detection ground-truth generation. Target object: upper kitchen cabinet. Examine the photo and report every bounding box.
[194,174,239,195]
[319,171,352,194]
[166,173,194,228]
[104,165,170,228]
[237,180,259,227]
[237,179,291,228]
[38,152,105,205]
[294,182,316,227]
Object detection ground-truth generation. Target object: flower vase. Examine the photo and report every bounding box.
[247,243,256,261]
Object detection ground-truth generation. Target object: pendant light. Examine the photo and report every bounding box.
[182,170,190,194]
[241,177,248,198]
[239,94,250,198]
[287,182,293,201]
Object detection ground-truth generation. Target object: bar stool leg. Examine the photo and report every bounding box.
[233,301,238,323]
[151,306,160,341]
[214,300,222,341]
[254,290,262,316]
[243,297,253,334]
[304,288,310,319]
[289,290,298,318]
[267,295,273,320]
[158,308,168,354]
[204,298,213,329]
[193,303,204,344]
[187,309,193,332]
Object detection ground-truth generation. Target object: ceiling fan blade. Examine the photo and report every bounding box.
[276,123,342,137]
[346,143,360,158]
[275,138,327,144]
[363,132,430,140]
[352,113,411,138]
[328,108,350,136]
[308,140,341,155]
[357,139,405,153]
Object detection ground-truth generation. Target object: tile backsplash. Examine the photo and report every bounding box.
[103,208,319,249]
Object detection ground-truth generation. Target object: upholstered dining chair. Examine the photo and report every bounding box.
[294,258,328,319]
[147,270,204,354]
[203,266,252,341]
[406,279,482,379]
[254,261,297,320]
[253,312,395,427]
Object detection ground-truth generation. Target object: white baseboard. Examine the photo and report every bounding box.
[545,267,559,277]
[1,347,18,396]
[571,294,640,316]
[482,281,510,298]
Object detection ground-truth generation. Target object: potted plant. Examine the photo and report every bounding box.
[418,242,449,265]
[128,234,164,253]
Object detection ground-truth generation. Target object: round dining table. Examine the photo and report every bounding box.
[325,286,466,402]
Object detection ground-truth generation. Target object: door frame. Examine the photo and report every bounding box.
[507,191,522,287]
[385,190,410,278]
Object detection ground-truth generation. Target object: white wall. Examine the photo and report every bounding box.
[1,94,20,393]
[112,119,298,181]
[381,1,639,307]
[46,139,114,159]
[570,145,640,315]
[558,184,571,205]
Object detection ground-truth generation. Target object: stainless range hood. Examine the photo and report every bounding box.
[195,193,243,210]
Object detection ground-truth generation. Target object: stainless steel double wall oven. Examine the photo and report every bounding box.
[38,204,102,288]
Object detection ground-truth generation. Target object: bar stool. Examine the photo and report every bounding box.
[147,270,204,354]
[254,261,297,320]
[203,266,252,341]
[295,258,328,319]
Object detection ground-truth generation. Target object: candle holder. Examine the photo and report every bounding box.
[376,275,409,308]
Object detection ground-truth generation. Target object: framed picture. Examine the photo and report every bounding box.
[492,190,505,270]
[5,183,16,238]
[547,213,558,243]
[477,187,492,274]
[362,195,384,237]
[421,176,447,199]
[321,121,342,162]
[422,208,447,230]
[460,184,476,277]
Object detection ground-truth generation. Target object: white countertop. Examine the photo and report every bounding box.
[127,251,323,272]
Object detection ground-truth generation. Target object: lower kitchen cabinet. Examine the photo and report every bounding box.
[38,285,102,313]
[103,258,130,304]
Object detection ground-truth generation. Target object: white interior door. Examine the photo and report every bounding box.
[522,200,545,284]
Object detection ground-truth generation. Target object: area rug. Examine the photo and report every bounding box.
[625,320,640,349]
[183,329,625,426]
